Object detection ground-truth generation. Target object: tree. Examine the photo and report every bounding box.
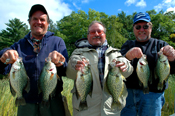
[105,15,127,49]
[0,18,29,50]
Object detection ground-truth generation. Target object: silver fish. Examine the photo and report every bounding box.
[106,59,127,111]
[38,57,59,106]
[9,57,30,106]
[155,51,170,90]
[76,58,92,111]
[136,55,150,94]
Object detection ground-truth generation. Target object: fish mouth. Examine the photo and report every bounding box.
[139,62,144,65]
[139,60,146,65]
[49,68,54,71]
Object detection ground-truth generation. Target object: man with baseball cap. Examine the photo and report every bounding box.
[0,4,69,116]
[120,12,175,116]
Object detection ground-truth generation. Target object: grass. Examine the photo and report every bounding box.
[0,75,174,116]
[161,75,175,116]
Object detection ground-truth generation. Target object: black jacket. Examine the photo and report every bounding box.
[120,38,175,92]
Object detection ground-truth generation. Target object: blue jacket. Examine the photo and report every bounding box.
[0,31,69,103]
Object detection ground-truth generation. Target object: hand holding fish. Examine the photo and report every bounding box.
[115,61,127,72]
[125,47,143,60]
[160,45,175,62]
[0,50,19,64]
[48,51,65,67]
[74,58,87,71]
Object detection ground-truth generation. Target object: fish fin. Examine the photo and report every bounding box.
[89,91,92,97]
[148,71,152,84]
[41,100,50,108]
[24,77,30,93]
[154,68,159,80]
[157,82,164,90]
[121,84,128,98]
[165,75,170,82]
[143,87,149,94]
[139,81,142,87]
[38,81,42,94]
[50,73,54,80]
[111,102,122,111]
[50,88,56,99]
[79,101,88,111]
[15,97,26,106]
[9,80,16,96]
[122,75,126,81]
[57,75,60,81]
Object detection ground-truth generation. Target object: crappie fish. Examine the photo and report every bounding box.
[9,57,30,106]
[136,55,150,94]
[155,51,170,90]
[106,59,127,111]
[76,59,92,111]
[38,57,59,106]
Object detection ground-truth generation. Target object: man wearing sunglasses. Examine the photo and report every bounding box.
[120,12,175,116]
[66,21,133,116]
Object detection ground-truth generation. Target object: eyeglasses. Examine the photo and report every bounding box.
[135,25,149,30]
[88,30,104,35]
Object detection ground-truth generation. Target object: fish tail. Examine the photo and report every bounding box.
[79,102,88,111]
[41,100,50,108]
[15,97,26,106]
[158,82,163,90]
[111,102,122,111]
[143,87,149,94]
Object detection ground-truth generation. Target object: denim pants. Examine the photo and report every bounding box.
[121,89,165,116]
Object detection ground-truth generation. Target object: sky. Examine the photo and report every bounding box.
[0,0,175,31]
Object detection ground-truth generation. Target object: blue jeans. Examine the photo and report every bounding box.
[121,89,165,116]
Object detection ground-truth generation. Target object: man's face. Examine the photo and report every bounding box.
[133,21,152,42]
[29,11,49,39]
[87,23,106,46]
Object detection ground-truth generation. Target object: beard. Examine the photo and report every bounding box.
[136,32,151,42]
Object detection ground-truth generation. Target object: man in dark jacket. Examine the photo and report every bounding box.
[0,4,68,116]
[120,12,175,116]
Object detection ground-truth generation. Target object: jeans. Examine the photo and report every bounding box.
[121,89,165,116]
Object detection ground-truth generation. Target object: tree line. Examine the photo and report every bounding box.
[1,9,175,57]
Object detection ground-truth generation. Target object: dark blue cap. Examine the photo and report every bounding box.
[29,4,49,18]
[133,12,151,24]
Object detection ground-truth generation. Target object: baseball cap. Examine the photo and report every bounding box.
[28,4,49,19]
[133,12,151,24]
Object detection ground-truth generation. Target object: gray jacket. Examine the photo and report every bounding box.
[66,38,133,116]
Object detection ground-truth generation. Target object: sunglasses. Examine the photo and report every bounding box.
[135,25,149,30]
[88,30,104,35]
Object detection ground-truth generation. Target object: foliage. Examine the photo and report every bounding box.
[1,9,175,55]
[0,18,30,50]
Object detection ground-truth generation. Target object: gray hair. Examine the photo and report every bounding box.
[88,21,106,34]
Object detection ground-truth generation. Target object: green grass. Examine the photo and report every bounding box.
[161,75,175,116]
[0,75,175,116]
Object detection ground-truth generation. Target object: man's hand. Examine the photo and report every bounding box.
[74,58,87,71]
[125,47,143,60]
[160,45,175,62]
[115,61,128,72]
[48,51,65,67]
[0,50,19,64]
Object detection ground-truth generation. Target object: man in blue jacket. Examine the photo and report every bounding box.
[0,4,68,116]
[120,12,175,116]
